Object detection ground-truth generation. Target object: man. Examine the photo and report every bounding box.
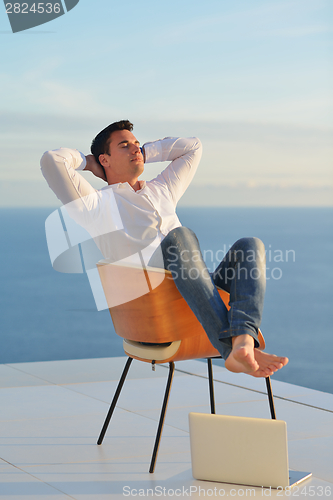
[41,120,288,378]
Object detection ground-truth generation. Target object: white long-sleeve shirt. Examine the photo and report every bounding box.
[41,137,202,267]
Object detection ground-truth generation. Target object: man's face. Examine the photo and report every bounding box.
[100,129,144,184]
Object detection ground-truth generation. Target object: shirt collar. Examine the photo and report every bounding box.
[105,180,146,192]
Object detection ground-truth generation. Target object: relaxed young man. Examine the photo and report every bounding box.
[41,120,288,378]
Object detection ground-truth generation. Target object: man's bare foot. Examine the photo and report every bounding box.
[224,334,288,378]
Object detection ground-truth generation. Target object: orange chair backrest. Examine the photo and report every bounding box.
[97,262,230,344]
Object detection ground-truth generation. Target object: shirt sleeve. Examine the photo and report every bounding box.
[40,148,97,207]
[143,137,202,205]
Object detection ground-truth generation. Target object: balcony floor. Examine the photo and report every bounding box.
[0,357,332,499]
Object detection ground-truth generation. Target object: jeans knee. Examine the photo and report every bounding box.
[235,236,264,251]
[251,237,265,252]
[164,226,198,247]
[252,237,265,260]
[162,227,203,268]
[233,237,265,264]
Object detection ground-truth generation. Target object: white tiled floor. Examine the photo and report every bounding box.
[0,357,332,499]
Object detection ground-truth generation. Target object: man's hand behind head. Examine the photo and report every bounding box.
[84,154,107,182]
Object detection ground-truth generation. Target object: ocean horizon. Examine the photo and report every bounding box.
[1,206,332,394]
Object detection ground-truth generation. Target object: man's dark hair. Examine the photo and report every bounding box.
[91,120,133,171]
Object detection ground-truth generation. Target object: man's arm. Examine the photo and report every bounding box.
[40,148,102,206]
[84,155,107,182]
[143,137,202,205]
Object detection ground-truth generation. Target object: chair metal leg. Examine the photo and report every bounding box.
[149,361,175,473]
[265,376,276,420]
[207,358,216,414]
[97,356,133,445]
[97,358,275,472]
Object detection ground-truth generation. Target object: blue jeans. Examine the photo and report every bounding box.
[149,227,266,360]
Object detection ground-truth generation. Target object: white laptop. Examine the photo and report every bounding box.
[189,412,312,489]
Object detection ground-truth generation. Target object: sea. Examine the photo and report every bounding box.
[1,207,332,394]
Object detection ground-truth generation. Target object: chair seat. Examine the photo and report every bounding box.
[123,339,182,361]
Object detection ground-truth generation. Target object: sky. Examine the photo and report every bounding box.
[0,0,332,206]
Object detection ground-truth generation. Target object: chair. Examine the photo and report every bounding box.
[96,261,276,473]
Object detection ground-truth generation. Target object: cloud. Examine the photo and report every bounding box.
[145,0,330,46]
[264,25,331,38]
[0,68,104,116]
[1,178,332,208]
[197,179,333,190]
[179,183,333,207]
[0,112,331,208]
